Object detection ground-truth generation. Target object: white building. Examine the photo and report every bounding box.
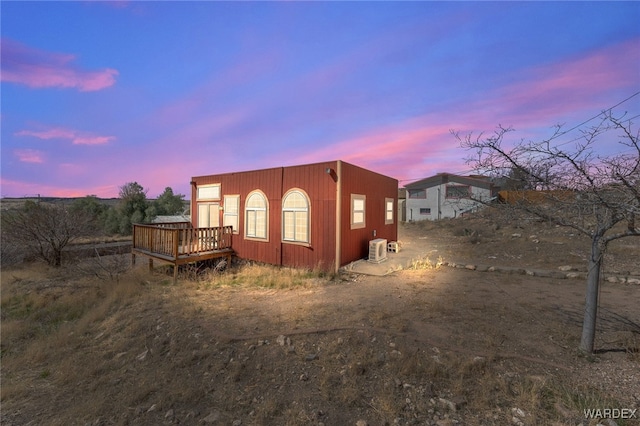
[404,173,496,221]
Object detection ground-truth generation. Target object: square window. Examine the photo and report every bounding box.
[385,198,394,224]
[351,194,366,229]
[197,184,221,200]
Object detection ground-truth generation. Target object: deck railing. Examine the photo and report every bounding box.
[132,224,233,260]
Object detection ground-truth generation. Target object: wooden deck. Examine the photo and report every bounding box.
[132,223,233,283]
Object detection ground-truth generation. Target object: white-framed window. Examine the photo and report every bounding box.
[223,195,240,233]
[385,198,394,224]
[197,203,220,228]
[282,189,310,244]
[420,208,431,215]
[197,184,221,201]
[245,190,268,240]
[351,194,366,229]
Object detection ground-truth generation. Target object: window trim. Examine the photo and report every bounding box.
[244,190,269,241]
[197,184,221,201]
[350,194,366,230]
[223,194,240,234]
[197,202,220,228]
[385,198,394,225]
[281,188,311,245]
[420,207,431,215]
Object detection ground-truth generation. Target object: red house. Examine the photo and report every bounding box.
[190,160,398,272]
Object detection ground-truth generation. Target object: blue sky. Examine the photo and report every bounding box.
[2,1,639,198]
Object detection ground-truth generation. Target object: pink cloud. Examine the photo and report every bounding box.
[287,39,640,184]
[15,128,76,140]
[15,127,115,145]
[71,135,115,145]
[481,38,640,128]
[0,38,118,91]
[14,149,45,164]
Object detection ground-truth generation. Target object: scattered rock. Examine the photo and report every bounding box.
[558,265,573,271]
[438,397,457,412]
[356,420,368,426]
[511,407,526,426]
[511,417,524,426]
[201,411,221,423]
[305,353,318,361]
[511,407,526,418]
[136,349,149,361]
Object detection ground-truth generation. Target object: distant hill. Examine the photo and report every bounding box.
[0,197,189,211]
[1,196,191,213]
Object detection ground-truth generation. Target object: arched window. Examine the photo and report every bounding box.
[245,191,268,239]
[282,189,310,243]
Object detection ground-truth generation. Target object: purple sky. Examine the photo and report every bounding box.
[2,1,639,199]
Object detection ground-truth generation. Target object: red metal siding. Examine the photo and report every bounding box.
[339,162,398,266]
[191,167,284,266]
[190,160,397,271]
[280,161,338,271]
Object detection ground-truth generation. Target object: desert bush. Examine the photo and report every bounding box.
[1,201,96,267]
[73,251,131,283]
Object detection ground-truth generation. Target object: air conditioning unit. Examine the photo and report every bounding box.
[368,238,388,263]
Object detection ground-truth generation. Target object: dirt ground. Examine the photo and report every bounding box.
[1,211,639,425]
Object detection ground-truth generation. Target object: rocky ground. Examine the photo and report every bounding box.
[1,210,639,425]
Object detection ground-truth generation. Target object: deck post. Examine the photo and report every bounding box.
[173,265,178,285]
[173,228,179,261]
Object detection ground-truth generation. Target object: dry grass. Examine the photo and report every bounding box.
[1,255,637,425]
[188,262,335,290]
[407,255,444,270]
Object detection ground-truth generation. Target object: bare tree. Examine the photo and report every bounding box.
[453,111,639,354]
[2,201,96,267]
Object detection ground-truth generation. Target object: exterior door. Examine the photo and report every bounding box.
[198,203,220,228]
